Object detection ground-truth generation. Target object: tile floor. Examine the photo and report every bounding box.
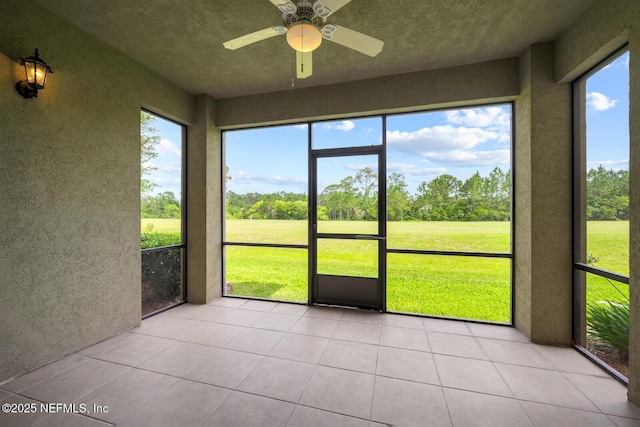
[2,298,640,427]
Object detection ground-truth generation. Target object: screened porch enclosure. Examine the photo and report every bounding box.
[223,105,513,323]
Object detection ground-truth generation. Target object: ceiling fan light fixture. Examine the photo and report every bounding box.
[286,22,322,52]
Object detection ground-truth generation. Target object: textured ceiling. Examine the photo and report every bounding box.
[36,0,593,99]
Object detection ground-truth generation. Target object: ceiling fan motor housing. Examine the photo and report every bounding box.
[283,1,326,29]
[284,1,326,52]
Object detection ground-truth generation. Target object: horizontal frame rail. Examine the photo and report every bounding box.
[311,145,384,157]
[141,244,186,254]
[317,233,383,240]
[574,262,629,284]
[224,241,309,250]
[387,248,512,258]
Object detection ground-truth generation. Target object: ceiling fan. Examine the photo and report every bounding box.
[223,0,384,79]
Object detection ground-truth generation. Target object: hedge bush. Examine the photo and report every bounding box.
[141,232,182,315]
[141,232,181,249]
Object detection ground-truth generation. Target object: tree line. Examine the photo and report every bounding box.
[142,191,181,218]
[225,165,629,222]
[226,167,511,221]
[586,165,629,220]
[137,167,628,222]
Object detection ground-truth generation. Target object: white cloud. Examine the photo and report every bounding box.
[623,54,630,68]
[587,159,629,169]
[156,138,181,156]
[345,163,378,172]
[158,166,181,173]
[586,92,617,111]
[325,120,355,132]
[231,171,307,187]
[341,162,446,177]
[150,174,181,186]
[421,150,511,166]
[294,124,307,130]
[387,125,499,154]
[444,107,511,132]
[387,163,447,176]
[601,52,629,70]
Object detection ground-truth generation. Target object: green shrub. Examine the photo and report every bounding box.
[141,232,183,314]
[141,232,181,249]
[587,300,629,360]
[141,247,182,313]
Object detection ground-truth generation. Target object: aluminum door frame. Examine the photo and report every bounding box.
[309,145,387,310]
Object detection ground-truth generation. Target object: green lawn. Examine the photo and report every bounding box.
[587,221,629,275]
[141,218,182,233]
[142,218,629,322]
[586,221,629,304]
[224,220,512,322]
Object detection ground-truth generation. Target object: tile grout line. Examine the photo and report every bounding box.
[0,355,93,395]
[368,336,382,423]
[439,383,457,427]
[556,370,612,416]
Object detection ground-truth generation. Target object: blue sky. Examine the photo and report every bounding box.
[146,51,629,198]
[585,51,629,171]
[142,115,183,197]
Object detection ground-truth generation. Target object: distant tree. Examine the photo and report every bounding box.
[387,172,411,221]
[164,204,181,218]
[339,176,360,220]
[587,166,629,220]
[141,191,181,218]
[356,167,378,220]
[223,167,517,222]
[459,172,484,220]
[321,184,342,220]
[140,111,160,196]
[415,174,461,220]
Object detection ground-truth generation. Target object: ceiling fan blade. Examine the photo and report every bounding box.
[296,50,313,79]
[313,0,352,18]
[268,0,297,14]
[321,24,383,57]
[223,26,287,50]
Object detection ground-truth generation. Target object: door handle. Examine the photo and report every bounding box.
[355,235,386,240]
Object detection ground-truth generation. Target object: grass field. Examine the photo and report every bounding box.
[587,221,629,275]
[585,221,629,306]
[141,218,182,233]
[142,218,629,322]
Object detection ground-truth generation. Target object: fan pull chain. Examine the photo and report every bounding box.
[291,52,296,87]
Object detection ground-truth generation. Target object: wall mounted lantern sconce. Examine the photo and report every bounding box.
[15,48,53,99]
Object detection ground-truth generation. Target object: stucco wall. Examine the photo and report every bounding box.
[515,42,572,345]
[215,58,519,128]
[556,0,639,403]
[514,48,533,339]
[555,0,638,83]
[0,0,194,382]
[187,95,223,303]
[630,27,640,405]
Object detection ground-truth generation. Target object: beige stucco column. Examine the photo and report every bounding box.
[514,42,573,345]
[186,94,223,303]
[628,25,640,405]
[553,0,639,405]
